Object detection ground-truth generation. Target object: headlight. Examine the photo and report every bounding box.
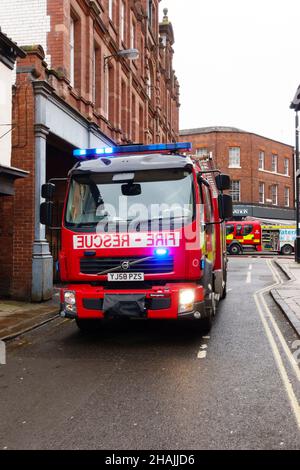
[64,291,76,305]
[63,291,77,315]
[178,289,195,313]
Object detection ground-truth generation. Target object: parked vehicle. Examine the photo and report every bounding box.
[40,143,232,332]
[261,224,296,255]
[226,220,261,255]
[226,220,296,255]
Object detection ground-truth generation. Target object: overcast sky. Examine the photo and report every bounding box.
[159,0,300,145]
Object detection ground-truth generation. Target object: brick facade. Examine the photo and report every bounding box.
[180,127,295,220]
[0,30,28,298]
[0,0,180,143]
[0,1,180,300]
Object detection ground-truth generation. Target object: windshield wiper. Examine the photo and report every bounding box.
[74,222,98,227]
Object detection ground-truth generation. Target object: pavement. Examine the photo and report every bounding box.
[271,258,300,337]
[0,290,60,341]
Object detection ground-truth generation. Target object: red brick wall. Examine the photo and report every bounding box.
[0,197,13,297]
[180,131,295,209]
[45,0,179,144]
[11,60,36,299]
[0,52,40,299]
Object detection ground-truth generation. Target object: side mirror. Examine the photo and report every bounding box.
[42,183,56,200]
[218,194,233,220]
[197,173,210,187]
[216,174,231,191]
[40,201,54,226]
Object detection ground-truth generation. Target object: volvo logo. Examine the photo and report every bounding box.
[121,261,130,271]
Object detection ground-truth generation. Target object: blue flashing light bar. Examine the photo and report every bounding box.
[73,142,192,159]
[155,248,169,257]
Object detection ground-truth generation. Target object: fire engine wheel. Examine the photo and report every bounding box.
[220,270,227,300]
[220,281,227,300]
[281,244,293,256]
[75,318,103,333]
[201,288,216,333]
[229,243,242,255]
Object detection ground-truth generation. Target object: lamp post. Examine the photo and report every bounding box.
[103,48,139,121]
[104,48,139,69]
[290,85,300,263]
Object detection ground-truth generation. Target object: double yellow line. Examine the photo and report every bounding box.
[254,259,300,429]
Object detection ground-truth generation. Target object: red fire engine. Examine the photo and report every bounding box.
[226,220,262,254]
[40,143,232,332]
[226,220,296,255]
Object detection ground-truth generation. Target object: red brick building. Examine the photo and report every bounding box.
[0,1,180,300]
[180,126,295,221]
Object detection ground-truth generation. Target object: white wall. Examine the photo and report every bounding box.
[0,62,13,167]
[0,0,51,67]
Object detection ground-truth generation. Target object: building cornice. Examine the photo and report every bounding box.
[32,80,114,146]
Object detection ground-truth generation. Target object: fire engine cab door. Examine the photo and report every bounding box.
[235,224,243,242]
[201,184,216,264]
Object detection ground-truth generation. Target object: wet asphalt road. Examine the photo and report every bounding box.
[0,257,300,450]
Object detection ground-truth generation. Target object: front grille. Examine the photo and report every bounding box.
[80,256,174,275]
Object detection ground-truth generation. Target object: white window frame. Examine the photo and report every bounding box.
[70,17,75,87]
[284,187,290,207]
[104,63,109,119]
[130,21,136,49]
[196,148,208,158]
[108,0,113,21]
[92,47,96,103]
[271,185,278,206]
[147,73,152,99]
[259,182,265,204]
[229,147,241,168]
[284,158,289,176]
[259,151,265,170]
[272,154,278,173]
[230,180,241,202]
[147,0,153,28]
[120,1,125,43]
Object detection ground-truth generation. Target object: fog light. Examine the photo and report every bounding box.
[194,311,201,319]
[179,289,195,314]
[66,303,76,313]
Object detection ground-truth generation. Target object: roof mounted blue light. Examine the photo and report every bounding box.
[73,142,192,160]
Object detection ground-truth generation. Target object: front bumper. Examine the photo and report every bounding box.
[60,283,205,320]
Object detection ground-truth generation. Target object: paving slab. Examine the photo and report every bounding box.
[0,290,60,341]
[271,259,300,336]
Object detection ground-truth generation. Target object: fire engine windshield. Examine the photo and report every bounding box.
[65,169,195,232]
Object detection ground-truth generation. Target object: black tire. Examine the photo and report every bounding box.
[75,318,103,333]
[281,244,293,256]
[220,281,227,300]
[229,243,242,255]
[200,283,216,333]
[220,269,227,300]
